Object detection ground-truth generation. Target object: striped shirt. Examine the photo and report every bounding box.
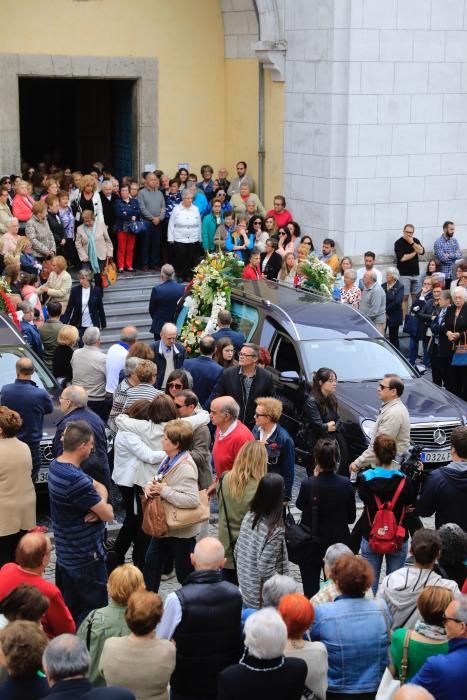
[48,459,105,569]
[122,384,162,411]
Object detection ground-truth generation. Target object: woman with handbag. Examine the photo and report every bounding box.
[61,269,106,338]
[406,277,434,366]
[234,472,288,610]
[296,439,356,598]
[142,419,201,592]
[389,586,452,685]
[302,367,346,475]
[114,184,142,272]
[75,209,113,286]
[445,285,467,401]
[217,441,267,584]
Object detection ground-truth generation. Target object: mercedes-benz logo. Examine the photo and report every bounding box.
[41,444,54,462]
[433,428,447,445]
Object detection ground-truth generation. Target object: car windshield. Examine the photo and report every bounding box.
[0,346,56,391]
[301,338,416,382]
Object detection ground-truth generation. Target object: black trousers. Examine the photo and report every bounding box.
[112,485,150,570]
[431,345,452,389]
[144,536,195,592]
[388,325,400,349]
[171,242,200,281]
[450,364,467,401]
[299,550,324,598]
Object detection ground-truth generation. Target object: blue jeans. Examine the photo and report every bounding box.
[140,222,161,267]
[56,558,108,627]
[360,537,408,594]
[144,536,195,592]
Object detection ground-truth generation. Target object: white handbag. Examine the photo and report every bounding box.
[376,668,400,700]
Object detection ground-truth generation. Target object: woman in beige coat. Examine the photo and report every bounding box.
[143,419,200,592]
[0,407,36,567]
[100,589,175,700]
[37,255,72,311]
[75,209,113,274]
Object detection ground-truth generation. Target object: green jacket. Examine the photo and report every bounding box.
[217,474,259,569]
[202,212,223,253]
[77,600,130,687]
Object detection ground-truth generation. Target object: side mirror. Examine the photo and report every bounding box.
[280,370,301,383]
[415,363,427,375]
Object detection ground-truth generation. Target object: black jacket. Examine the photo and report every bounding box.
[383,280,404,328]
[218,656,307,700]
[172,569,243,699]
[260,251,282,280]
[444,302,467,346]
[296,472,356,551]
[61,284,106,329]
[431,305,453,359]
[99,191,118,230]
[410,291,434,340]
[47,677,134,699]
[417,462,467,531]
[214,365,274,428]
[303,395,341,447]
[357,468,417,541]
[149,340,186,389]
[47,211,66,248]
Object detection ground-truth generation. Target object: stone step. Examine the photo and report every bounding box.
[100,329,153,348]
[104,318,151,331]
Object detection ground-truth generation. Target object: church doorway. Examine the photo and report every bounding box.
[19,77,137,179]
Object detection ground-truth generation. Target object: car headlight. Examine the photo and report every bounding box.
[361,419,376,440]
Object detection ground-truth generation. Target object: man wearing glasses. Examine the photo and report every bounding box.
[150,322,186,390]
[213,343,274,429]
[349,374,410,474]
[266,195,293,228]
[411,596,467,700]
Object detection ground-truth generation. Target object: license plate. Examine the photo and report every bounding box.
[35,469,48,484]
[421,450,450,463]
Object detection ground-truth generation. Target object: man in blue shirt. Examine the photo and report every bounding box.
[48,420,114,626]
[211,310,246,354]
[411,596,467,700]
[1,357,54,480]
[433,221,463,286]
[183,335,223,409]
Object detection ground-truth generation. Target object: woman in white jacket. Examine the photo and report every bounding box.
[167,188,201,281]
[112,394,211,570]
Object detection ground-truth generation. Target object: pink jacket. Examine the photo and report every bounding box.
[12,195,34,222]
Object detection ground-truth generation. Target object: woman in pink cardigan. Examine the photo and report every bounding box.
[12,180,34,229]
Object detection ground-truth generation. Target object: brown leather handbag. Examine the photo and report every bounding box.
[140,494,168,537]
[163,489,210,530]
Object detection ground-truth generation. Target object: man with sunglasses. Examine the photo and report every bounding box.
[411,596,467,700]
[349,374,410,474]
[150,322,186,390]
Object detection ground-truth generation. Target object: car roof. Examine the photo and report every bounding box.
[0,313,25,345]
[231,279,380,341]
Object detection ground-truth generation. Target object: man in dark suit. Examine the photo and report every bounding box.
[43,634,135,699]
[150,322,186,389]
[149,264,185,340]
[183,335,223,409]
[211,310,246,353]
[18,301,44,358]
[213,342,274,429]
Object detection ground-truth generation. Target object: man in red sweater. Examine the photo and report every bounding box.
[266,195,293,228]
[208,396,254,492]
[0,532,76,637]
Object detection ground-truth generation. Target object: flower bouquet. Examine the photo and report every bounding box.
[180,253,244,354]
[0,279,20,329]
[299,254,335,297]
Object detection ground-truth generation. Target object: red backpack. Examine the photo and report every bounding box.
[367,477,406,555]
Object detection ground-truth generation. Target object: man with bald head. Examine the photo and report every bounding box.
[53,384,111,492]
[158,537,242,700]
[150,322,186,389]
[209,396,254,490]
[1,356,54,480]
[105,325,138,394]
[393,686,434,700]
[0,532,75,637]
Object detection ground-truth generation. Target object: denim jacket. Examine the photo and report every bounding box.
[252,423,295,500]
[311,595,390,693]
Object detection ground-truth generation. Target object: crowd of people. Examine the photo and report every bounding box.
[0,160,466,699]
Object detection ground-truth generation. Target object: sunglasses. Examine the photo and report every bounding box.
[174,402,185,409]
[254,412,269,418]
[253,221,262,225]
[378,383,391,390]
[168,382,183,389]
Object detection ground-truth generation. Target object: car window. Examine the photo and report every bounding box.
[271,334,301,373]
[260,317,276,349]
[301,338,415,381]
[0,346,56,391]
[231,302,259,341]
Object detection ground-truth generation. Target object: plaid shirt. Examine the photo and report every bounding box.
[433,235,462,276]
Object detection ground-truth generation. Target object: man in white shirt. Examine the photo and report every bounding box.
[357,250,382,289]
[105,326,138,393]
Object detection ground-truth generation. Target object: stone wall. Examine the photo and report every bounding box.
[283,0,467,257]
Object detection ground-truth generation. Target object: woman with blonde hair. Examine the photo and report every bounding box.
[217,441,267,584]
[37,255,72,311]
[76,173,103,224]
[11,180,34,229]
[77,563,145,687]
[278,252,297,286]
[52,324,79,385]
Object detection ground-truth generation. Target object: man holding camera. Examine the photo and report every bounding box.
[417,425,467,532]
[349,374,410,474]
